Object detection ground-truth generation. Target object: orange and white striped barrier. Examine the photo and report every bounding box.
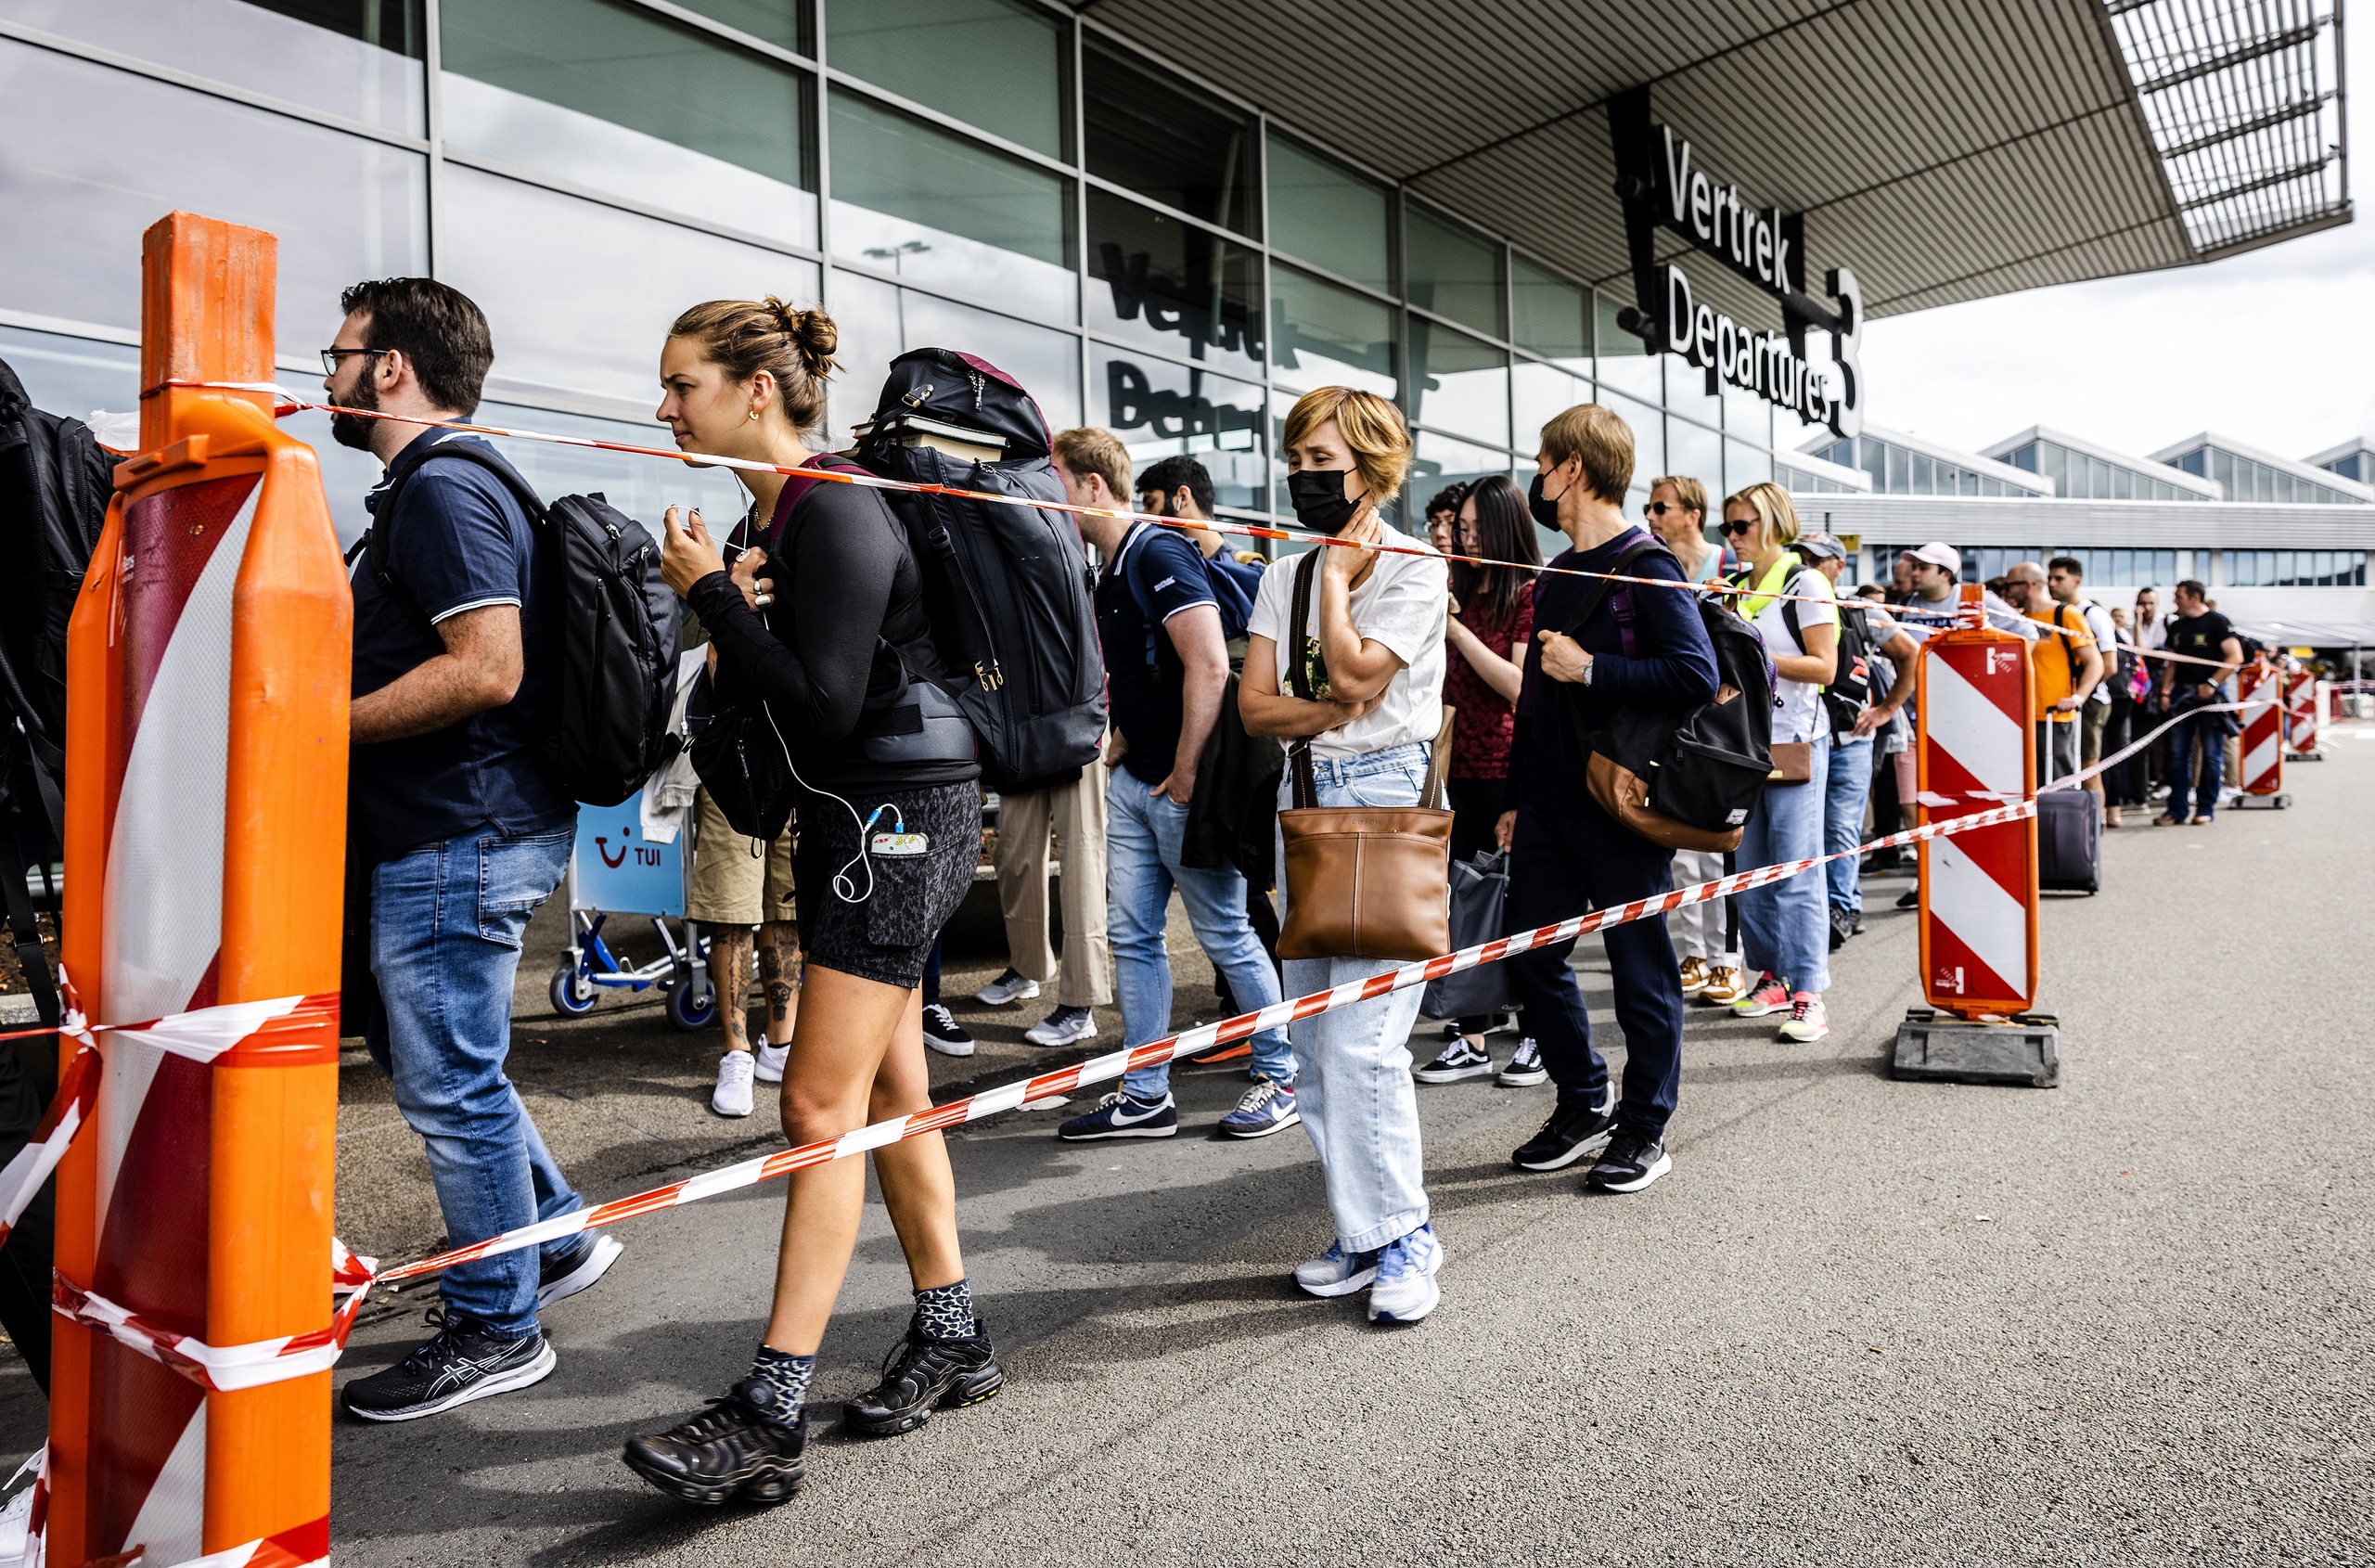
[2234,662,2288,806]
[2283,670,2321,760]
[1913,585,2037,1020]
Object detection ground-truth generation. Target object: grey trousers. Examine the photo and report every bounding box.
[993,765,1114,1007]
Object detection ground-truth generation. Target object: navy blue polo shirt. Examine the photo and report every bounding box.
[1096,521,1219,785]
[348,430,571,861]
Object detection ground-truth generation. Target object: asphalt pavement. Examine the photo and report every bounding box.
[5,738,2369,1564]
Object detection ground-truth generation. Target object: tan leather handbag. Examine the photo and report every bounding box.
[1766,739,1813,784]
[1275,551,1454,962]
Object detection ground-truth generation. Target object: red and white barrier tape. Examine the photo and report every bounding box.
[52,1263,371,1395]
[1913,698,2247,807]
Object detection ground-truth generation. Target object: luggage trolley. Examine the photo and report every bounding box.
[548,790,717,1031]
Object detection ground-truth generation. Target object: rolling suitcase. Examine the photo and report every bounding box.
[2035,724,2101,894]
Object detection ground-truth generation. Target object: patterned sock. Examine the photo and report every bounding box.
[913,1278,977,1341]
[746,1345,815,1426]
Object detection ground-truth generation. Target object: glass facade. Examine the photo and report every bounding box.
[2219,550,2368,587]
[1998,438,2205,502]
[2167,444,2366,506]
[1808,435,2045,498]
[0,0,1786,547]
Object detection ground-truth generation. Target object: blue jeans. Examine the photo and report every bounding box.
[367,827,584,1336]
[1108,769,1290,1099]
[1737,731,1830,996]
[1278,744,1431,1253]
[1823,734,1876,916]
[2166,706,2225,819]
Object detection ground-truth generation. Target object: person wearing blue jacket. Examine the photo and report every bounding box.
[1497,405,1718,1194]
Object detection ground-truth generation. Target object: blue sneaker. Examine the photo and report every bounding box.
[1366,1224,1443,1324]
[1292,1240,1380,1298]
[1057,1090,1177,1141]
[1216,1076,1299,1139]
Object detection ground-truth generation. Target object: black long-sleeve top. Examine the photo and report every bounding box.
[687,475,977,790]
[1504,526,1720,815]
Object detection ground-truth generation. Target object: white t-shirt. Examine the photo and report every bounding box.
[1742,563,1838,745]
[1249,531,1448,761]
[2075,599,2117,704]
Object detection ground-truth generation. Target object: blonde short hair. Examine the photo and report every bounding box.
[1282,386,1411,506]
[1724,481,1801,548]
[1050,427,1133,501]
[1538,405,1635,502]
[1650,474,1709,520]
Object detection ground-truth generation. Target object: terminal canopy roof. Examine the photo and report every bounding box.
[1097,0,2351,330]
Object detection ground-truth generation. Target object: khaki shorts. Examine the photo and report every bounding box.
[2080,700,2110,765]
[685,787,796,927]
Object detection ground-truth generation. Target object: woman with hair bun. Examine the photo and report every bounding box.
[622,297,998,1507]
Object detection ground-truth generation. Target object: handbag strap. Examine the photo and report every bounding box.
[1287,550,1320,810]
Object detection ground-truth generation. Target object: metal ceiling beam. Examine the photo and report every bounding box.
[2160,95,2329,158]
[2134,24,2320,95]
[2177,154,2336,209]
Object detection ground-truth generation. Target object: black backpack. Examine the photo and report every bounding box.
[1565,534,1777,851]
[855,350,1106,790]
[1784,588,1872,738]
[366,439,679,807]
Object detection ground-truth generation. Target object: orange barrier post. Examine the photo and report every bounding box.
[2232,660,2288,808]
[1893,585,2055,1086]
[50,212,348,1567]
[2282,668,2321,761]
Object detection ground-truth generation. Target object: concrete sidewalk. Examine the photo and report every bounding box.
[9,739,2371,1564]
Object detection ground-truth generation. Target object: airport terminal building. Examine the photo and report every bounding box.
[0,0,2353,564]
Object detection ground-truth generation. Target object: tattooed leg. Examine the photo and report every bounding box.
[757,919,802,1044]
[707,923,754,1052]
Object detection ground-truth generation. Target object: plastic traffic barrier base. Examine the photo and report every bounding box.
[1891,1008,2060,1088]
[2227,790,2292,810]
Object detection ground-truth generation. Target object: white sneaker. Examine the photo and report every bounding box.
[975,968,1042,1007]
[1366,1224,1443,1323]
[1022,1006,1097,1047]
[1292,1240,1380,1298]
[711,1049,756,1117]
[752,1033,789,1083]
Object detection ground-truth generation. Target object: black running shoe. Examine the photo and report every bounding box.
[1829,906,1855,951]
[340,1307,555,1422]
[622,1377,808,1506]
[1895,888,1919,909]
[1511,1099,1618,1171]
[1584,1128,1673,1193]
[843,1318,1004,1437]
[536,1231,623,1310]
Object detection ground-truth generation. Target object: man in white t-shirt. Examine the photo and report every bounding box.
[2048,557,2122,825]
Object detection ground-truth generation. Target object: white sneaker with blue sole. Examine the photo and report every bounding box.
[1366,1223,1443,1323]
[1292,1240,1380,1298]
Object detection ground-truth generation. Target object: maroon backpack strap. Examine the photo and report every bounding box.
[765,452,872,550]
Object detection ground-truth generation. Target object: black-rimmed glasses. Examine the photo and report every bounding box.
[1719,518,1753,536]
[320,347,387,376]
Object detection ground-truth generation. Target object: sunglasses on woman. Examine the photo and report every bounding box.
[1719,518,1754,536]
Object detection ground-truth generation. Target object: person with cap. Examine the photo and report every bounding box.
[1796,533,1919,948]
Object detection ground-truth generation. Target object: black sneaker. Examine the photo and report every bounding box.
[1584,1127,1673,1193]
[340,1307,555,1422]
[921,1002,975,1058]
[623,1377,808,1506]
[536,1231,623,1310]
[1511,1098,1618,1171]
[843,1318,1004,1437]
[1413,1038,1493,1084]
[1496,1036,1547,1086]
[1895,888,1920,909]
[1829,906,1855,951]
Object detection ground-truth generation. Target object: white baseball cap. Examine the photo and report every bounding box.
[1909,542,1961,573]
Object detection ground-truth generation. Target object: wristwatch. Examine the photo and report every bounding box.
[1580,656,1594,688]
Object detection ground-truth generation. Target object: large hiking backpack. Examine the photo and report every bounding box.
[367,439,679,807]
[0,356,111,1027]
[855,349,1106,790]
[1562,534,1777,853]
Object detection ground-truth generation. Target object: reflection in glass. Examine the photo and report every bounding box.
[1667,418,1722,503]
[1721,381,1772,441]
[1512,255,1587,370]
[1724,440,1773,494]
[440,0,816,248]
[1511,362,1584,457]
[1406,206,1502,337]
[0,44,427,346]
[1411,431,1508,512]
[479,401,748,545]
[826,0,1064,159]
[1095,351,1265,510]
[440,167,818,408]
[1268,266,1395,399]
[1082,39,1258,238]
[1265,134,1390,291]
[1599,390,1662,492]
[673,0,812,52]
[1407,320,1507,448]
[1086,190,1262,377]
[827,269,1082,439]
[831,93,1076,321]
[1592,289,1661,401]
[8,0,426,135]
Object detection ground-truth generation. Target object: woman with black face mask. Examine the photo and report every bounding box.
[1239,386,1450,1325]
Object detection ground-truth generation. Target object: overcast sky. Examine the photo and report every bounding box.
[1855,27,2369,469]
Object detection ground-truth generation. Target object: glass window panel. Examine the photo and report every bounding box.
[2253,462,2274,503]
[1265,133,1390,291]
[673,0,811,51]
[441,165,818,408]
[1912,455,1934,495]
[2112,466,2132,500]
[1958,469,1977,496]
[1081,38,1257,238]
[442,0,815,247]
[1983,476,2003,496]
[1666,356,1722,432]
[1886,444,1909,493]
[826,267,1080,442]
[2008,443,2037,472]
[1268,264,1394,399]
[2277,550,2294,585]
[0,44,427,347]
[2157,550,2176,585]
[1085,189,1261,377]
[1511,362,1583,457]
[1592,290,1661,401]
[1667,418,1721,506]
[2042,443,2068,491]
[2083,456,2107,498]
[1407,320,1507,448]
[1861,442,1885,490]
[1411,431,1509,521]
[2276,470,2296,504]
[1599,390,1662,498]
[10,0,427,135]
[1093,349,1265,510]
[1725,439,1772,494]
[830,92,1075,321]
[1720,379,1765,434]
[825,0,1063,159]
[1405,205,1502,337]
[478,400,747,546]
[1511,256,1587,369]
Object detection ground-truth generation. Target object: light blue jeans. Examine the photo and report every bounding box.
[367,827,585,1336]
[1737,730,1831,996]
[1107,767,1291,1099]
[1823,733,1876,916]
[1278,742,1431,1254]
